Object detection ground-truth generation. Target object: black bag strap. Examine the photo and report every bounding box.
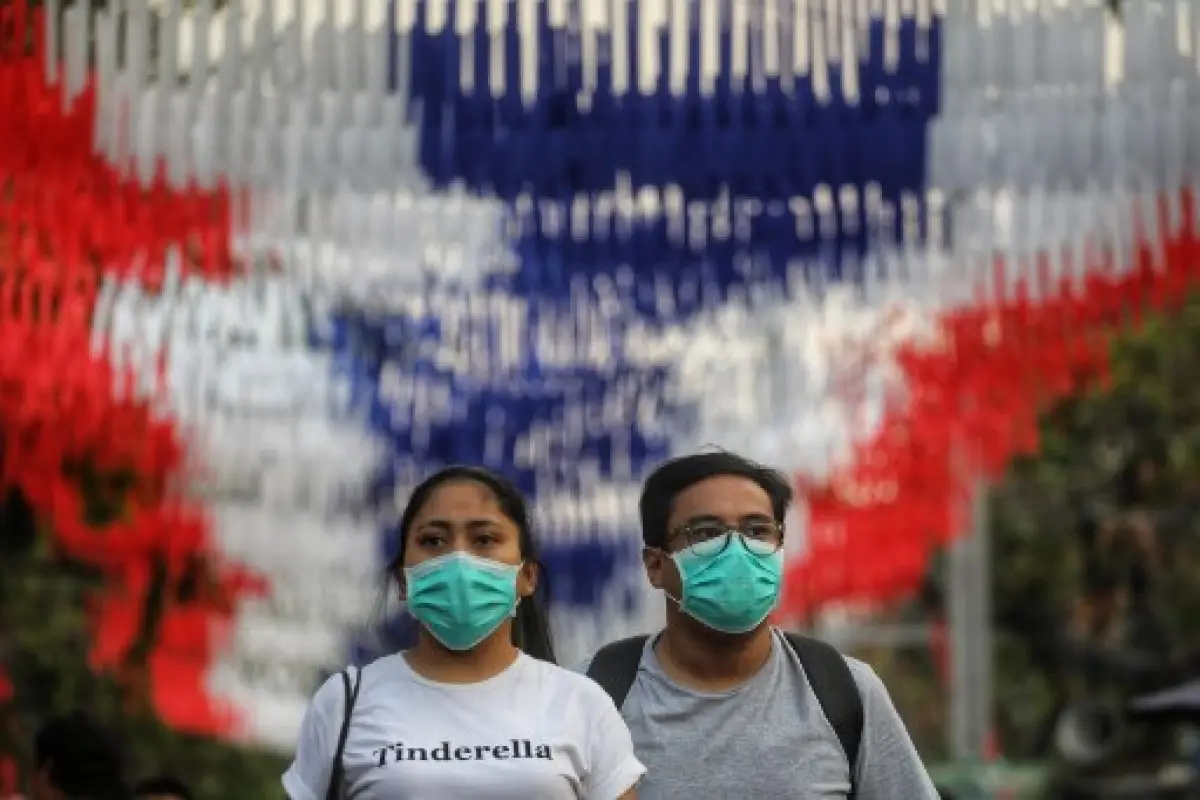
[585,635,649,709]
[783,633,863,793]
[326,667,362,800]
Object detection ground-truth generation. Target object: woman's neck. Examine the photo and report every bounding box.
[656,615,775,692]
[404,626,520,684]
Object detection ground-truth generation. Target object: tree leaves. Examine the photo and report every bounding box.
[991,298,1200,760]
[1,488,286,799]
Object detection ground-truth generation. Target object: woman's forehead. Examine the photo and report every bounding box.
[414,480,505,520]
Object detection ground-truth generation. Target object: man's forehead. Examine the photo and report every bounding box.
[668,475,773,521]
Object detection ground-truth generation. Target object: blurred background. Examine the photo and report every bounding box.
[2,0,1200,796]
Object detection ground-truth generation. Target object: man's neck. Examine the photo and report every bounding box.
[655,619,775,692]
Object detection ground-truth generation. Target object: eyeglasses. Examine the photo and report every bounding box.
[668,520,785,556]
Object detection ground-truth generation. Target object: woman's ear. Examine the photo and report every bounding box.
[517,561,538,599]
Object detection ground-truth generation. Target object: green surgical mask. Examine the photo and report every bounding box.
[669,534,784,634]
[404,552,521,651]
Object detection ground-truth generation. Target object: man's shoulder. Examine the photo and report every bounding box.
[777,632,881,690]
[572,634,656,674]
[839,653,888,697]
[786,643,901,731]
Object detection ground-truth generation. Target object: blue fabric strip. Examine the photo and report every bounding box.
[341,2,941,665]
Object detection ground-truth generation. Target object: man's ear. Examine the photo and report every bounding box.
[643,547,668,589]
[517,561,538,599]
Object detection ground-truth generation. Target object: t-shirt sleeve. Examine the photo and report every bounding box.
[282,672,348,800]
[580,681,646,800]
[847,660,940,800]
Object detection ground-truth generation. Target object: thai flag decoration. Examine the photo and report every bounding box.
[0,0,1197,755]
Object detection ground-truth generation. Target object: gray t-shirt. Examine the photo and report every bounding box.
[575,628,939,799]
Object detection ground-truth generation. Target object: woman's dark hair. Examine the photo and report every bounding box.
[391,466,556,663]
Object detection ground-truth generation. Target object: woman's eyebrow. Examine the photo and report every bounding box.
[417,518,503,529]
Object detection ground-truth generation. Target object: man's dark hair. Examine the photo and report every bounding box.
[639,450,794,548]
[34,711,128,799]
[133,775,194,800]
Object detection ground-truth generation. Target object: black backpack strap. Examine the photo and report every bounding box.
[783,633,864,793]
[585,636,649,709]
[326,667,362,800]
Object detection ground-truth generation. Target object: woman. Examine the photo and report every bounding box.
[283,466,645,799]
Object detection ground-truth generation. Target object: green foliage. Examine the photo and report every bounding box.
[0,490,286,799]
[863,295,1200,767]
[990,295,1200,759]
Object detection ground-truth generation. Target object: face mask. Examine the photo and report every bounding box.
[404,551,521,651]
[669,535,784,634]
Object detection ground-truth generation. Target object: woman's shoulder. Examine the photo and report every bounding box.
[309,653,616,713]
[522,655,622,710]
[309,653,409,715]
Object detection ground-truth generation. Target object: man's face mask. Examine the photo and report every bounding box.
[662,526,785,634]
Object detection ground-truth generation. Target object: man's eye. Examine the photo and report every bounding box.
[689,525,728,540]
[746,524,777,539]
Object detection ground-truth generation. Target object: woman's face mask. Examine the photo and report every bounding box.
[665,533,785,634]
[404,551,521,650]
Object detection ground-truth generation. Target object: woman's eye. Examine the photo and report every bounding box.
[417,534,446,547]
[472,532,506,551]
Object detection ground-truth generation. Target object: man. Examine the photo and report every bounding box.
[579,451,938,798]
[132,777,192,800]
[30,712,128,800]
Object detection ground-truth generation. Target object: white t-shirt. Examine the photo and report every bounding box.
[282,652,646,800]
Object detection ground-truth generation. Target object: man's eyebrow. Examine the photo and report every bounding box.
[683,513,774,522]
[680,515,725,525]
[675,513,776,530]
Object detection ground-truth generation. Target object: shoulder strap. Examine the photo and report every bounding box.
[326,667,362,800]
[585,636,649,709]
[783,633,863,792]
